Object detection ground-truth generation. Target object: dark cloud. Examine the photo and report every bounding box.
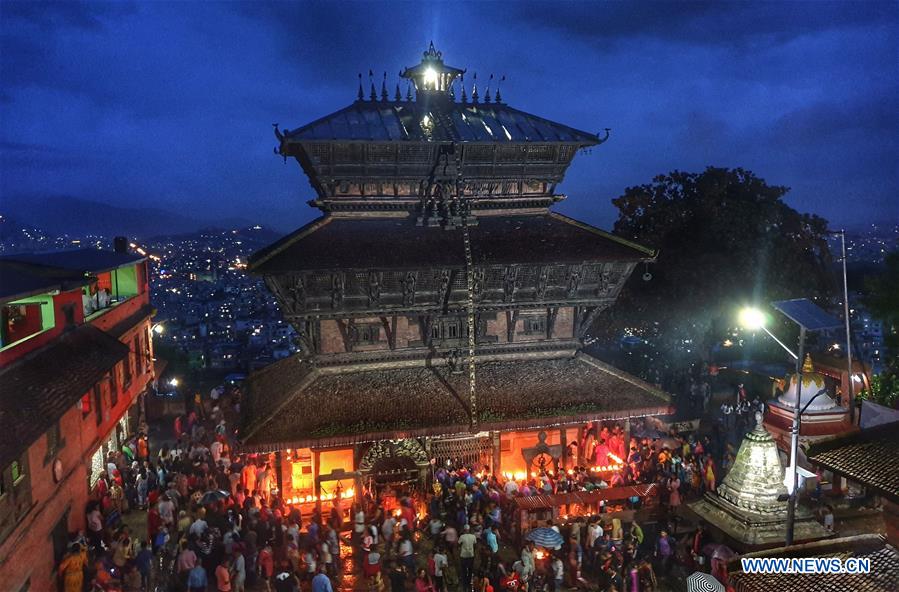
[0,1,896,232]
[1,1,135,30]
[506,1,897,48]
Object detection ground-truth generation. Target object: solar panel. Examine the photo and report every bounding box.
[771,298,842,331]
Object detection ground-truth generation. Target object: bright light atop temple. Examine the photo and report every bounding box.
[423,67,438,88]
[739,307,766,330]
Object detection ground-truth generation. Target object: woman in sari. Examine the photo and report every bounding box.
[58,544,87,592]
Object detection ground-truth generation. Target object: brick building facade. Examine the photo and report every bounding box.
[0,246,155,592]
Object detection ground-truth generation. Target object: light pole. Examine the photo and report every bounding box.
[830,229,855,423]
[739,298,841,546]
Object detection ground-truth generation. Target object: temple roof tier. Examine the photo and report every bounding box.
[239,351,672,451]
[249,213,654,274]
[278,101,602,145]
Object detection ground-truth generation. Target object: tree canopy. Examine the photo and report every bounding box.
[599,167,834,362]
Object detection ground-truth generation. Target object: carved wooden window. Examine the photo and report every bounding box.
[357,323,381,345]
[497,146,527,162]
[367,144,394,163]
[526,145,555,162]
[305,144,330,165]
[333,143,363,162]
[558,145,576,162]
[464,145,493,162]
[398,145,432,162]
[523,316,547,335]
[432,318,465,342]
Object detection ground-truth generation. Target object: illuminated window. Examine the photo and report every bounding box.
[11,458,24,484]
[1,303,44,346]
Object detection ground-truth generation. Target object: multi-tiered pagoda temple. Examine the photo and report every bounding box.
[241,45,673,504]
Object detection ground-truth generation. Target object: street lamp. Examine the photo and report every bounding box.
[168,377,179,388]
[739,299,841,546]
[738,306,798,360]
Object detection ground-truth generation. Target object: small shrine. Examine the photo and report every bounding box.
[689,413,831,551]
[764,354,853,496]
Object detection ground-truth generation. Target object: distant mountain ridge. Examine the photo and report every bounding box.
[0,195,260,238]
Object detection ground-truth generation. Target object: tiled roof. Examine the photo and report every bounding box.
[729,535,899,592]
[249,213,653,273]
[240,352,672,450]
[806,421,899,503]
[282,100,600,144]
[0,325,129,467]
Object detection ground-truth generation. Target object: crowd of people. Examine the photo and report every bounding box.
[59,380,749,592]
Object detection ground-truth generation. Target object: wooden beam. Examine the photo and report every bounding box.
[506,310,519,342]
[313,449,322,514]
[576,305,606,339]
[380,315,397,350]
[546,307,559,339]
[335,318,356,353]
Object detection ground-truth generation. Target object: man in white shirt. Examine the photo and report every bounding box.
[433,548,448,592]
[458,524,478,592]
[381,514,396,542]
[158,495,175,527]
[210,439,223,464]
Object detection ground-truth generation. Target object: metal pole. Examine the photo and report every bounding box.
[762,326,799,360]
[785,327,805,546]
[840,230,854,424]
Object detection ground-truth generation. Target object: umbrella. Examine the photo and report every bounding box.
[687,571,724,592]
[525,527,564,548]
[702,543,737,561]
[200,490,230,505]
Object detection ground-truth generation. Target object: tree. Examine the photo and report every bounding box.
[598,167,834,366]
[859,251,899,407]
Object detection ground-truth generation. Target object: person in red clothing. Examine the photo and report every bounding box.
[400,498,415,530]
[147,487,161,508]
[137,434,149,462]
[216,557,232,592]
[147,506,162,545]
[258,542,274,592]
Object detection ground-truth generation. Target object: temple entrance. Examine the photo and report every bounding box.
[367,456,420,513]
[522,431,562,476]
[359,439,430,511]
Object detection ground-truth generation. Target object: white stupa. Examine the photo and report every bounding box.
[776,354,838,412]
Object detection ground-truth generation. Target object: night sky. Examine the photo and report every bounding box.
[1,1,897,233]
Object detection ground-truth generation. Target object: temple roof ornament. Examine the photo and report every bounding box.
[777,354,836,411]
[401,42,465,98]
